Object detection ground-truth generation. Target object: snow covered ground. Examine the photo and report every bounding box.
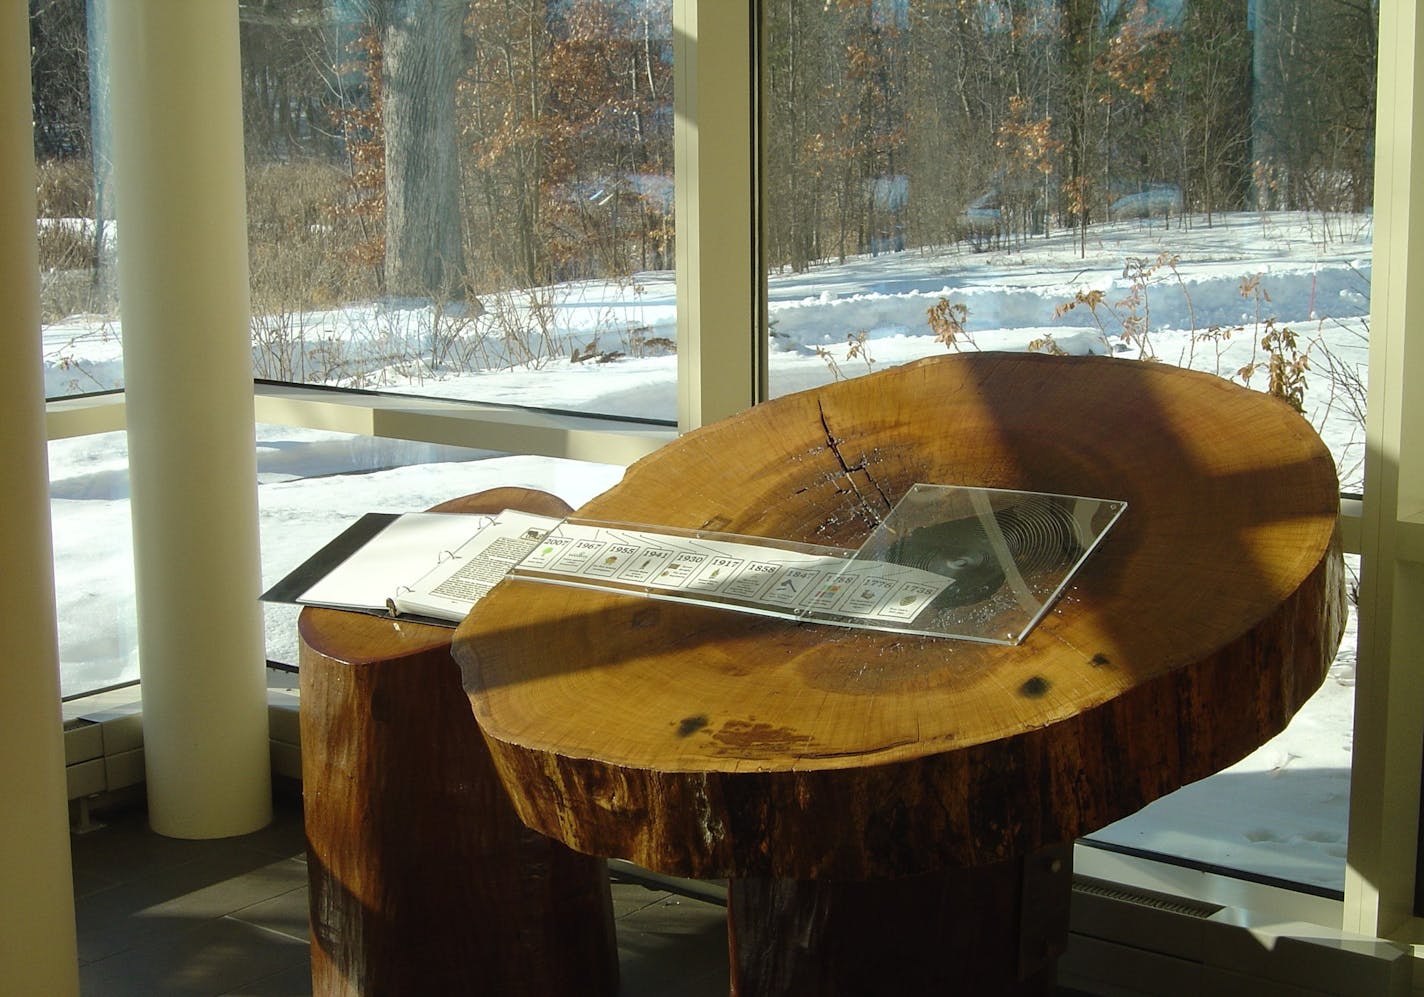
[44,207,1368,893]
[44,210,1372,491]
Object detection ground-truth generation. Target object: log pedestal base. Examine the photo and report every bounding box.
[299,489,618,996]
[727,844,1073,996]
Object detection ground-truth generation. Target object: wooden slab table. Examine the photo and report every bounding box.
[454,353,1346,995]
[299,487,618,996]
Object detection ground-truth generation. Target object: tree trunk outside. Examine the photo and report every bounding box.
[382,0,465,300]
[87,0,118,309]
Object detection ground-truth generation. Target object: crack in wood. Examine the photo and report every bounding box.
[815,400,893,527]
[794,736,922,760]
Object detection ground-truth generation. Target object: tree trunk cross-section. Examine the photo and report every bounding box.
[301,488,618,996]
[456,353,1346,883]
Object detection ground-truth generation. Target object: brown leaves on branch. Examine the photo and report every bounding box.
[996,97,1061,178]
[1098,0,1176,106]
[329,27,386,274]
[928,297,973,351]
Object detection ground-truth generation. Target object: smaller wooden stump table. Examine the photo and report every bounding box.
[454,354,1346,995]
[299,487,618,997]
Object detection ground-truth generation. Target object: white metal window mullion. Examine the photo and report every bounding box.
[1344,0,1424,943]
[673,0,762,433]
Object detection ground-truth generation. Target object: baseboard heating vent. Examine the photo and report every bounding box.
[62,671,304,831]
[1062,875,1411,996]
[62,691,145,829]
[1072,875,1223,919]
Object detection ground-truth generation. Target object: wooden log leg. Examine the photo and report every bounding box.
[726,844,1072,997]
[301,640,618,996]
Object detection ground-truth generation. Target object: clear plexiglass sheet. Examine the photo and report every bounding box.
[834,484,1126,643]
[508,484,1125,643]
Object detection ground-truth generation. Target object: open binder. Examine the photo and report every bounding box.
[260,509,561,628]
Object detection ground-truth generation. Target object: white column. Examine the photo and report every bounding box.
[1346,0,1424,939]
[674,0,763,431]
[0,3,80,992]
[108,1,272,837]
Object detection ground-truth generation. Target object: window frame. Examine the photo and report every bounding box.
[1343,0,1424,943]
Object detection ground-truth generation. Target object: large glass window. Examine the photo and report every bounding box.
[1086,558,1359,895]
[48,430,136,699]
[761,0,1376,893]
[32,0,1405,920]
[32,0,120,398]
[49,423,624,696]
[239,0,676,420]
[31,1,677,421]
[762,0,1372,488]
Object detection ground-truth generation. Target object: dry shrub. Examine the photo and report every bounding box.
[35,158,96,274]
[36,219,91,272]
[246,158,381,313]
[35,157,94,218]
[33,158,110,322]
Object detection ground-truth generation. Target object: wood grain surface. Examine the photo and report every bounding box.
[456,354,1346,880]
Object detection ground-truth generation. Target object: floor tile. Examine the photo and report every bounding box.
[76,852,309,963]
[72,793,743,997]
[70,860,121,903]
[217,960,314,997]
[79,916,308,996]
[72,796,1092,996]
[612,880,677,917]
[228,885,311,945]
[617,894,730,997]
[71,813,246,885]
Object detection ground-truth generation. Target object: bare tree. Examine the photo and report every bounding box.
[1174,0,1252,222]
[379,0,467,299]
